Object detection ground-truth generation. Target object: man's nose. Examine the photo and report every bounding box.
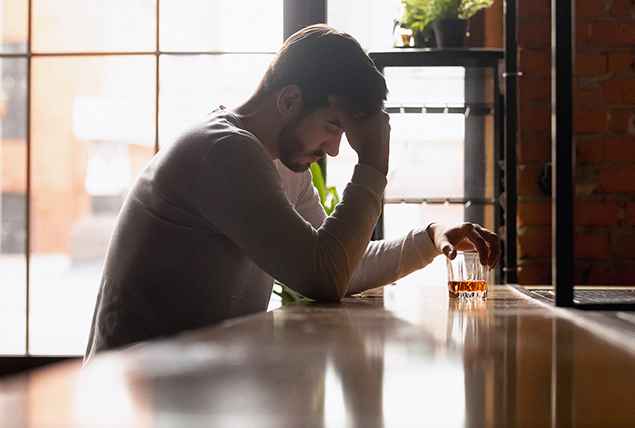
[322,134,342,157]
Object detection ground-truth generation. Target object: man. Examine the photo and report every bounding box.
[85,24,499,361]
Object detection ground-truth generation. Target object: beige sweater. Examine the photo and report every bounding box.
[85,109,439,360]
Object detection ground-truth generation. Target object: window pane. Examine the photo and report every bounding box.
[383,203,464,239]
[327,68,466,199]
[29,56,156,354]
[0,57,27,353]
[159,54,273,147]
[384,66,465,107]
[160,0,282,52]
[382,66,466,202]
[328,0,398,51]
[31,0,156,52]
[385,114,465,200]
[1,0,28,53]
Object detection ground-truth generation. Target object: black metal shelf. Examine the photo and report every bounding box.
[369,49,509,284]
[370,48,504,69]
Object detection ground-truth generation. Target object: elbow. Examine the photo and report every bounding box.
[302,278,347,303]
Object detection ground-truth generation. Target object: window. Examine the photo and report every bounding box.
[328,0,500,282]
[0,0,282,355]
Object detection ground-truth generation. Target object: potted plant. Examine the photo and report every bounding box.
[399,0,493,48]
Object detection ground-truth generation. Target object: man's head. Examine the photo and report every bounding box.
[253,24,388,118]
[274,93,344,172]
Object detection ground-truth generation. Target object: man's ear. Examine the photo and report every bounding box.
[276,85,303,118]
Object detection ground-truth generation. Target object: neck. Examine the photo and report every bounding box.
[233,96,282,160]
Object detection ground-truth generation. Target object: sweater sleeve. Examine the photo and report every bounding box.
[346,227,442,296]
[194,135,387,301]
[283,164,442,296]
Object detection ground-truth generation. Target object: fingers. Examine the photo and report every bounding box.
[328,95,364,124]
[477,224,501,268]
[456,223,501,268]
[329,94,390,176]
[430,222,501,269]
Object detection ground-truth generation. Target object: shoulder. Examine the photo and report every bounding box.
[189,110,263,152]
[159,109,269,167]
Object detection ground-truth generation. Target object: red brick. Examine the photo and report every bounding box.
[590,21,635,46]
[608,108,635,133]
[597,169,635,192]
[575,201,620,226]
[518,19,551,46]
[608,52,634,75]
[627,203,635,226]
[577,139,605,164]
[517,264,552,285]
[576,234,609,260]
[602,79,635,103]
[616,234,635,259]
[519,77,551,102]
[579,138,635,164]
[576,0,606,17]
[519,49,551,75]
[574,80,602,103]
[574,109,607,133]
[519,136,551,163]
[518,0,551,18]
[576,21,592,45]
[609,0,633,16]
[575,52,607,77]
[606,266,635,285]
[518,228,552,259]
[604,138,635,163]
[578,265,635,285]
[518,202,552,227]
[518,168,545,196]
[519,106,551,133]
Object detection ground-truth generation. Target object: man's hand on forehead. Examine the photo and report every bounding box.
[328,94,390,176]
[328,95,365,119]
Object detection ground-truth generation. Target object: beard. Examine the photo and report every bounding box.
[277,113,325,173]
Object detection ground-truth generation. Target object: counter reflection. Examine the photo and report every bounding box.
[70,283,635,428]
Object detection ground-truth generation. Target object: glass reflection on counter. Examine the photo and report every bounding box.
[446,298,488,349]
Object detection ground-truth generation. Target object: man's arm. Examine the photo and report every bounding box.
[199,136,386,302]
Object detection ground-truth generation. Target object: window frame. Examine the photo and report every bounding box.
[0,0,288,356]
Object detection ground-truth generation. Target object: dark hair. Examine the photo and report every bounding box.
[253,24,387,116]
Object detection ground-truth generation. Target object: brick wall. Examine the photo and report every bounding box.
[516,0,635,285]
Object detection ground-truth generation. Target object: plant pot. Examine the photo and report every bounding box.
[432,19,467,48]
[412,30,436,48]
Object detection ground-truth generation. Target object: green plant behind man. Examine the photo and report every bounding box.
[400,0,493,37]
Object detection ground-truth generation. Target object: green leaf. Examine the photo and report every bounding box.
[310,162,340,216]
[400,0,493,32]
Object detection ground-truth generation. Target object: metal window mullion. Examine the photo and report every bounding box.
[155,0,160,154]
[25,0,33,355]
[504,0,518,284]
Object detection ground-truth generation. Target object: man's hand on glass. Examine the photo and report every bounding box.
[427,222,501,269]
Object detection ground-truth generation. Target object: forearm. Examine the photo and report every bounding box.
[345,226,441,296]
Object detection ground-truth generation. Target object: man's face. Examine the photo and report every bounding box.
[277,106,344,173]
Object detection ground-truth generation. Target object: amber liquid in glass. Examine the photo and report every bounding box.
[448,281,487,299]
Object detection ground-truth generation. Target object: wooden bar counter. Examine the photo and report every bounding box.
[2,275,635,427]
